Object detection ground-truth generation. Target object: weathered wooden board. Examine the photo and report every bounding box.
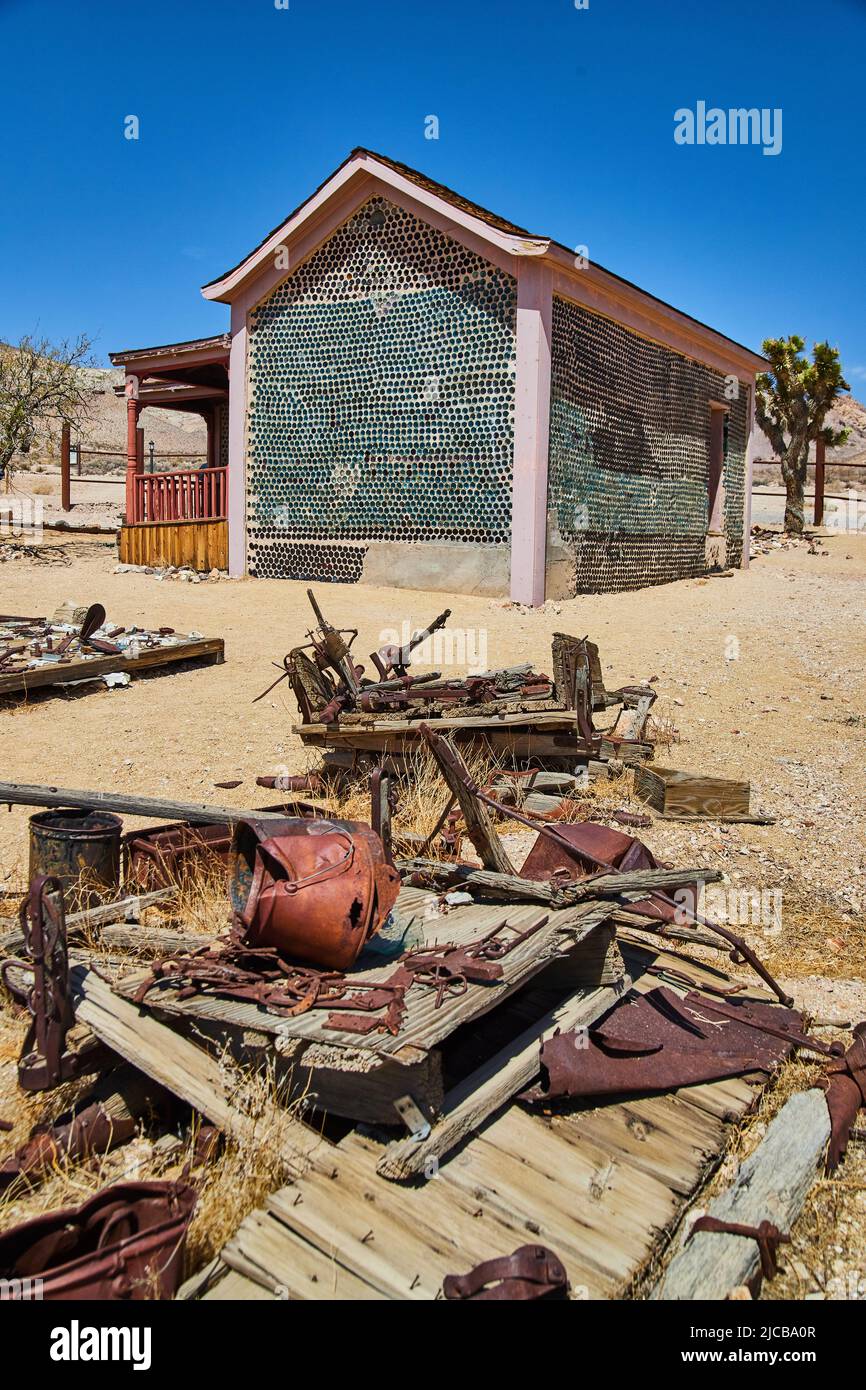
[118,519,228,571]
[195,947,771,1302]
[653,1088,831,1299]
[0,636,224,699]
[635,764,750,818]
[296,709,580,739]
[0,780,287,826]
[68,964,334,1178]
[377,976,630,1181]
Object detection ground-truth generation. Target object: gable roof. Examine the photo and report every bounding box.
[200,148,765,374]
[201,147,535,294]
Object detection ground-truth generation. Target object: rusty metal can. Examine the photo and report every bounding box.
[28,809,122,907]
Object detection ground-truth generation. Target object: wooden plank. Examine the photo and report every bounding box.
[68,965,335,1177]
[0,637,224,697]
[0,780,290,825]
[653,1089,831,1299]
[377,978,629,1181]
[0,887,175,955]
[223,1211,386,1301]
[296,709,581,738]
[400,859,723,904]
[420,726,516,875]
[118,520,228,571]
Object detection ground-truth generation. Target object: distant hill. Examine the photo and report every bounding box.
[70,367,207,470]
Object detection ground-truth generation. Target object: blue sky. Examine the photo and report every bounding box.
[1,0,864,386]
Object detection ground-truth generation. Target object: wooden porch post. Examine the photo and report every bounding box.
[814,437,825,526]
[510,260,552,606]
[124,375,141,524]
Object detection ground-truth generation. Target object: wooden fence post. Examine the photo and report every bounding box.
[814,438,825,526]
[60,421,71,511]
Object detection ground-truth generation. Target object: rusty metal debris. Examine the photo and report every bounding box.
[0,1180,195,1300]
[133,918,514,1038]
[687,1216,790,1282]
[0,1066,158,1191]
[528,988,812,1102]
[125,820,233,891]
[822,1021,866,1171]
[276,595,656,769]
[134,929,409,1031]
[418,724,794,1007]
[443,1244,569,1301]
[8,876,110,1092]
[229,816,401,971]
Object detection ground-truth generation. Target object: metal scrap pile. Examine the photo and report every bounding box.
[0,602,201,681]
[265,589,657,769]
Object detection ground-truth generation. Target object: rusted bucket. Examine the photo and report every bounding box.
[229,817,401,971]
[29,809,122,907]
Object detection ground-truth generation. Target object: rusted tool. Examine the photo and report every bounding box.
[370,768,397,865]
[369,607,451,679]
[306,588,361,694]
[54,602,106,657]
[10,876,111,1092]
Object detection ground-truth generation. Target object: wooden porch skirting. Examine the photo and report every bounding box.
[118,520,228,572]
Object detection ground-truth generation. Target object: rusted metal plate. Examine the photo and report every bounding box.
[530,988,808,1101]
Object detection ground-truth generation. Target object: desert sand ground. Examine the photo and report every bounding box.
[2,528,864,973]
[1,528,864,1297]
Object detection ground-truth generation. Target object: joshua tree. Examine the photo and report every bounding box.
[755,336,849,534]
[0,332,96,487]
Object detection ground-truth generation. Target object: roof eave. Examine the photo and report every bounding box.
[201,151,549,304]
[542,243,765,376]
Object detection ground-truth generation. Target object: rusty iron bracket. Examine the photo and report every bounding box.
[688,1215,790,1282]
[393,1094,432,1142]
[443,1244,570,1301]
[370,767,397,865]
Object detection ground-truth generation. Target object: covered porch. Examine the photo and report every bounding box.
[109,334,230,570]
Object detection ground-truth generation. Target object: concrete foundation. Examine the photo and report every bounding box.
[360,540,511,597]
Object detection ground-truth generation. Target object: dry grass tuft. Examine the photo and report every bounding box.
[182,1055,301,1273]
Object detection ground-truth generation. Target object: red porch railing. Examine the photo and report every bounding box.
[133,466,227,524]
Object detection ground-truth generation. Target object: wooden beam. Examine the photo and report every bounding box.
[419,726,516,875]
[60,421,71,511]
[653,1089,831,1299]
[0,637,225,698]
[399,858,722,904]
[377,978,627,1181]
[69,965,336,1177]
[0,888,175,955]
[0,780,291,825]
